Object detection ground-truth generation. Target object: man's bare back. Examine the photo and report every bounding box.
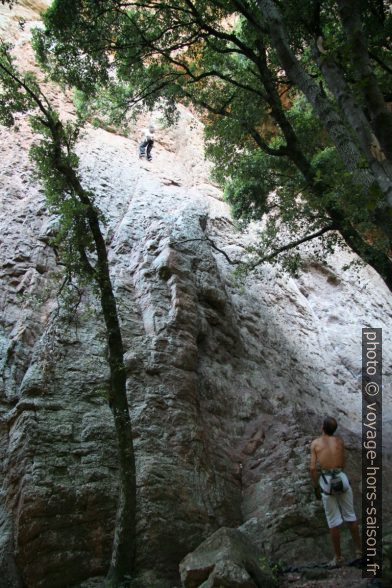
[311,435,345,470]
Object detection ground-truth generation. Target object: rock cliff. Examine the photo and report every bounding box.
[0,3,391,587]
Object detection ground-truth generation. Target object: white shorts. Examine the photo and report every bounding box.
[320,471,357,528]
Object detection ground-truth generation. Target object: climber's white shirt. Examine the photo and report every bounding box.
[141,128,155,142]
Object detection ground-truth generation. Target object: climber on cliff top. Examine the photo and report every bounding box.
[310,416,362,568]
[139,123,155,161]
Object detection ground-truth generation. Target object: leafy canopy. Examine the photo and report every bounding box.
[32,0,392,282]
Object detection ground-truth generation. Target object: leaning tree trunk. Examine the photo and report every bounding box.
[58,161,137,585]
[96,260,136,585]
[0,54,137,585]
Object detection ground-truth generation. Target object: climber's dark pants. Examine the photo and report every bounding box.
[139,139,154,160]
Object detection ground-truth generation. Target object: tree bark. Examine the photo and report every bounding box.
[56,161,137,585]
[337,0,392,161]
[313,47,392,240]
[256,0,392,211]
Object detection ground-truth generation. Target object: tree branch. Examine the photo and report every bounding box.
[170,224,337,271]
[0,59,51,120]
[369,51,392,75]
[169,236,241,265]
[249,127,288,156]
[249,224,336,269]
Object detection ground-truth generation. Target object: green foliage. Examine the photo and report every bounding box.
[224,176,270,223]
[73,84,138,136]
[0,41,98,288]
[0,42,36,125]
[32,6,110,94]
[257,554,281,585]
[28,0,392,283]
[28,119,98,280]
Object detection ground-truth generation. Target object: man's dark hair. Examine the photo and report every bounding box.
[323,417,337,436]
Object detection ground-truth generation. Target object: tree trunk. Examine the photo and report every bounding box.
[313,44,392,219]
[94,239,136,585]
[0,55,137,584]
[256,0,392,211]
[238,25,392,291]
[58,163,137,584]
[337,0,392,161]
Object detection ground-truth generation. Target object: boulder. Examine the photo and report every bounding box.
[179,527,278,588]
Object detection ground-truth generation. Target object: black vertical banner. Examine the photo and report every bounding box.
[362,328,382,578]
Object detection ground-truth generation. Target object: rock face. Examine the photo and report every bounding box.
[0,4,392,588]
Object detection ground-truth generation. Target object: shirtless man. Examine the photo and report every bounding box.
[310,416,362,566]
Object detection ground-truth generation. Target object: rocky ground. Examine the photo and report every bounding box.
[279,564,368,588]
